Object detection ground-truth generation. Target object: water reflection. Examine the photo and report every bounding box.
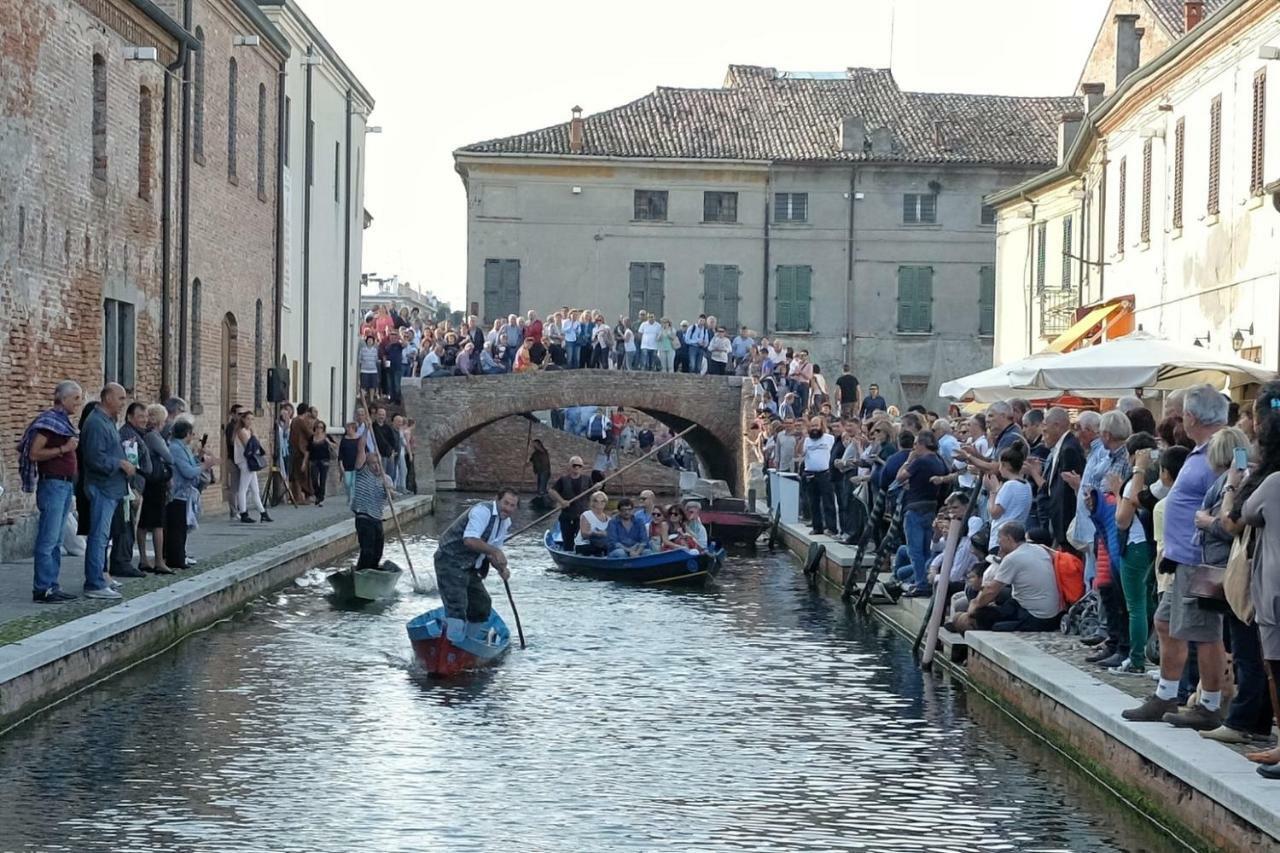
[0,495,1176,852]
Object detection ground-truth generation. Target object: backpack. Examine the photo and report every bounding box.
[1047,547,1085,606]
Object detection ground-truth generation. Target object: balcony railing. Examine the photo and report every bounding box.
[1040,288,1081,338]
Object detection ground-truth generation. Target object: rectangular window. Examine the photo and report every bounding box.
[1173,117,1185,229]
[92,54,107,183]
[702,264,740,330]
[903,193,937,224]
[775,265,812,332]
[896,266,934,333]
[1035,221,1047,291]
[980,204,997,226]
[257,84,267,200]
[703,191,738,223]
[102,299,136,390]
[1061,215,1074,288]
[633,190,668,221]
[227,58,238,182]
[1117,155,1127,252]
[1141,139,1152,242]
[628,262,665,317]
[978,265,996,337]
[1252,68,1267,195]
[1208,95,1222,215]
[774,192,808,222]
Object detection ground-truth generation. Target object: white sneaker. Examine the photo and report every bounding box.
[85,587,123,600]
[108,580,123,590]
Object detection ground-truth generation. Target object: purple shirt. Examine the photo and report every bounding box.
[1163,442,1215,566]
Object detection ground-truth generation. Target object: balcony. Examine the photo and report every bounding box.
[1039,288,1081,338]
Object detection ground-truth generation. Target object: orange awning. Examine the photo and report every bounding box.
[1044,302,1129,353]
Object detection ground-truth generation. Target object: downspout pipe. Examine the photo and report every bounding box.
[341,88,353,422]
[1020,193,1037,356]
[161,32,190,399]
[845,166,857,366]
[301,45,314,402]
[1097,146,1108,303]
[271,57,287,489]
[762,170,771,334]
[177,0,193,399]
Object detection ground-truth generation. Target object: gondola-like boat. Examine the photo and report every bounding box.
[326,561,403,603]
[406,607,511,677]
[543,530,723,586]
[699,508,770,548]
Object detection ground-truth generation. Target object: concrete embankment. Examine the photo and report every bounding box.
[771,514,1280,853]
[0,495,432,732]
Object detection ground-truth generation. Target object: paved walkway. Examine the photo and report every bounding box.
[0,499,365,644]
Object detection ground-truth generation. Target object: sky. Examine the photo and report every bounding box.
[297,0,1112,308]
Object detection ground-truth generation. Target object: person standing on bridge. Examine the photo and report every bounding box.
[433,489,519,642]
[551,455,592,550]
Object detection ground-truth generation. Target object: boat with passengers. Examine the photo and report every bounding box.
[543,530,723,586]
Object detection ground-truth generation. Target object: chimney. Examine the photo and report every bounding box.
[1115,14,1142,86]
[1185,1,1206,31]
[1058,111,1084,165]
[838,115,866,153]
[568,105,584,154]
[1081,82,1106,113]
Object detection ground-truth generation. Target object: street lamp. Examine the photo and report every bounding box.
[1232,323,1254,352]
[1194,331,1212,348]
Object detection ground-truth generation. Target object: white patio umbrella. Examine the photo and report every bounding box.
[1004,330,1276,392]
[938,353,1064,403]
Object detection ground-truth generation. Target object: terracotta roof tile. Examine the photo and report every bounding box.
[460,66,1080,167]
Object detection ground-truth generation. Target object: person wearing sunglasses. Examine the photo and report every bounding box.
[551,455,592,551]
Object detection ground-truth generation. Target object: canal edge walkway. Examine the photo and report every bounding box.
[0,495,433,732]
[767,510,1280,853]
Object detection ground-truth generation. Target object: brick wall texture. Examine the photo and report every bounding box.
[0,0,284,539]
[453,415,680,494]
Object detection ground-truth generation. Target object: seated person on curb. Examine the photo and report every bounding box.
[607,498,651,558]
[951,521,1063,634]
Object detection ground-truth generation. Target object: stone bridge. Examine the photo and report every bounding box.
[401,372,754,494]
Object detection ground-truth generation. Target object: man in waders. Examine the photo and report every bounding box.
[433,489,519,641]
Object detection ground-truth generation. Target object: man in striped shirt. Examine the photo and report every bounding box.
[351,435,390,570]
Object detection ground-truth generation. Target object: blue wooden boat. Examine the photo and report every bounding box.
[543,530,723,586]
[406,607,510,677]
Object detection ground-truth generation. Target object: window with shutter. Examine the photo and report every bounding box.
[1141,140,1152,242]
[1208,95,1222,215]
[483,259,521,324]
[703,192,738,223]
[1036,222,1047,292]
[1173,117,1185,229]
[775,266,811,332]
[774,192,808,222]
[634,190,668,221]
[980,204,997,226]
[1117,156,1127,251]
[703,265,740,329]
[897,266,933,333]
[1252,69,1266,196]
[903,193,937,224]
[1061,215,1073,288]
[978,266,995,337]
[628,262,665,317]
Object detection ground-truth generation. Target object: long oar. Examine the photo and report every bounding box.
[504,423,699,543]
[501,575,526,649]
[380,468,427,593]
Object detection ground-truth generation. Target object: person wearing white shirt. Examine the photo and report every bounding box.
[432,489,519,641]
[637,312,662,371]
[802,417,837,535]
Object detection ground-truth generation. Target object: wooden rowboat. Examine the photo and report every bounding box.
[327,562,403,603]
[699,508,770,548]
[406,607,511,677]
[543,530,723,586]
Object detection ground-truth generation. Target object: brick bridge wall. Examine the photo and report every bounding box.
[453,416,680,494]
[402,372,752,493]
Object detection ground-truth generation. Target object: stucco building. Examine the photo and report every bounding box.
[454,66,1077,409]
[259,0,374,425]
[988,0,1279,380]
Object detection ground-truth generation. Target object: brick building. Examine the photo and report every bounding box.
[0,0,195,551]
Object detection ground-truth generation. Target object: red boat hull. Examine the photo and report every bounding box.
[411,635,486,678]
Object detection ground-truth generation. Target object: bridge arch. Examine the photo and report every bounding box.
[402,372,751,493]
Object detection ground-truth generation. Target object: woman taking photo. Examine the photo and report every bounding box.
[657,318,676,372]
[165,420,216,570]
[233,412,272,524]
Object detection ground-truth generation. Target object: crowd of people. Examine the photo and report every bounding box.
[544,455,711,557]
[754,380,1280,777]
[17,378,421,605]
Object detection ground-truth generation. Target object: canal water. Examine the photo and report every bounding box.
[0,494,1178,853]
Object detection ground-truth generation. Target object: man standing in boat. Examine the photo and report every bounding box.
[434,490,520,641]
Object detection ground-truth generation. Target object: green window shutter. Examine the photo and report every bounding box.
[704,264,721,317]
[776,266,793,331]
[722,265,740,329]
[796,266,811,331]
[629,263,646,318]
[897,267,915,331]
[649,263,665,316]
[979,266,996,336]
[918,267,933,332]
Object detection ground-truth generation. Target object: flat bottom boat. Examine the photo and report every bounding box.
[327,561,403,603]
[543,530,723,586]
[406,607,511,677]
[699,508,770,548]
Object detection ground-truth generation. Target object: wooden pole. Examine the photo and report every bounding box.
[505,423,699,543]
[380,471,426,593]
[502,575,526,649]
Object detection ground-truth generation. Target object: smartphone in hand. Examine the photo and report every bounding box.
[1233,446,1249,470]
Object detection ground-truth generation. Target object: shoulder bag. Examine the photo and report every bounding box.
[1223,526,1255,623]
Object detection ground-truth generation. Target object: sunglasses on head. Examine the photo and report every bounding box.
[571,463,583,468]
